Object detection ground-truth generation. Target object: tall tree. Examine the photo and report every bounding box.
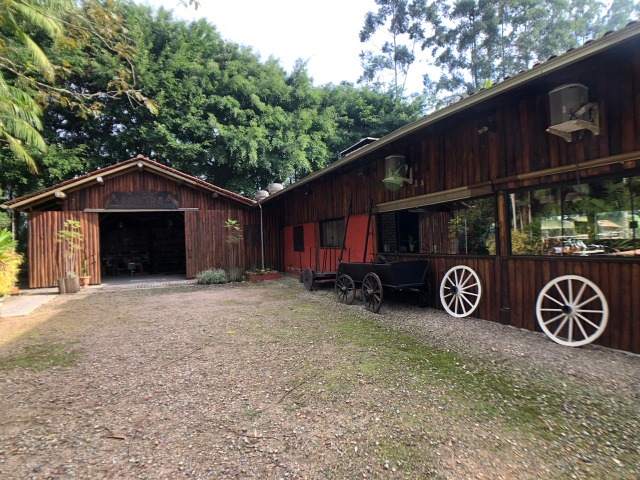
[0,0,157,173]
[360,0,639,109]
[359,0,436,100]
[0,0,70,171]
[423,0,637,106]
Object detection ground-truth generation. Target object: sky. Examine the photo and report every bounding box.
[138,0,425,94]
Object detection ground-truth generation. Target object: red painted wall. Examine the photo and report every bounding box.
[284,222,316,275]
[283,214,376,275]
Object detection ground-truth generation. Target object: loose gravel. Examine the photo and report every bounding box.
[0,277,638,479]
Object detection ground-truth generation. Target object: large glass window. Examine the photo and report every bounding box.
[378,197,495,255]
[379,211,420,253]
[509,176,640,256]
[443,197,496,255]
[320,218,344,248]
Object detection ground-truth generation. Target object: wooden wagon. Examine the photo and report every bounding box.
[335,258,430,313]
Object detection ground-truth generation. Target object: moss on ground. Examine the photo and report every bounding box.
[0,342,81,372]
[266,297,639,477]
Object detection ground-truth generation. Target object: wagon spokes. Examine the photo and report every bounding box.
[335,274,356,305]
[535,275,608,347]
[362,272,383,313]
[439,266,482,318]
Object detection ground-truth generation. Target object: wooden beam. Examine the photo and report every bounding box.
[376,182,494,213]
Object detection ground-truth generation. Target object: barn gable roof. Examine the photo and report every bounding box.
[2,155,255,211]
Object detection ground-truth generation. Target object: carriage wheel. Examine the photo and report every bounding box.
[440,266,482,318]
[335,274,356,304]
[302,267,314,291]
[362,272,383,313]
[536,275,608,347]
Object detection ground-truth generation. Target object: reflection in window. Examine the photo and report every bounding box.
[446,197,496,255]
[509,177,640,256]
[378,198,496,255]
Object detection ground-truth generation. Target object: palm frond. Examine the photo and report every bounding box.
[12,28,56,81]
[12,0,67,39]
[2,132,39,173]
[1,115,46,149]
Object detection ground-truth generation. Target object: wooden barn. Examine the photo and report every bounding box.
[260,22,640,354]
[3,156,260,287]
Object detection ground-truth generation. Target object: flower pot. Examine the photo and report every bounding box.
[80,276,91,287]
[58,277,80,294]
[227,267,243,282]
[245,272,281,282]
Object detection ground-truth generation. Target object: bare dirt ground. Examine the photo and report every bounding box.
[0,277,638,479]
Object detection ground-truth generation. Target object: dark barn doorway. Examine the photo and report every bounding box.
[100,212,186,277]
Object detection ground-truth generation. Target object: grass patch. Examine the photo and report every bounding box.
[317,313,638,443]
[0,342,82,371]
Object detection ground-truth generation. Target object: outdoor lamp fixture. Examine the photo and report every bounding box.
[137,162,144,169]
[54,191,66,199]
[382,154,413,192]
[96,176,104,185]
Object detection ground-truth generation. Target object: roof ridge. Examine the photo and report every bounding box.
[3,156,255,209]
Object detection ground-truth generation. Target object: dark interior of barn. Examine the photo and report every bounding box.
[100,212,186,276]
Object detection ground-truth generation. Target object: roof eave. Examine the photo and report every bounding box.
[261,23,640,203]
[4,159,255,210]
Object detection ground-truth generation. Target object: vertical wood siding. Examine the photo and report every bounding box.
[505,258,640,353]
[28,211,100,288]
[382,255,639,354]
[27,169,258,286]
[185,209,260,277]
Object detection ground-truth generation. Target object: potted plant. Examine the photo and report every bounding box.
[79,258,90,287]
[244,268,281,282]
[57,219,83,294]
[408,235,416,252]
[225,218,244,282]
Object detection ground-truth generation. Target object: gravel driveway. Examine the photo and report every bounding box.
[0,277,638,479]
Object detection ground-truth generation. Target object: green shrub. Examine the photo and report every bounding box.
[0,229,22,296]
[196,268,228,284]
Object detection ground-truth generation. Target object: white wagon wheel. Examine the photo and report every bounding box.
[439,265,482,318]
[536,275,608,347]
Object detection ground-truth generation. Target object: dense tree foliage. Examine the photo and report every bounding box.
[360,0,639,108]
[0,0,157,173]
[0,1,421,200]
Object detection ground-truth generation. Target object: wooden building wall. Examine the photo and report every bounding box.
[28,211,101,288]
[185,210,261,278]
[27,169,259,287]
[61,169,248,212]
[263,35,640,353]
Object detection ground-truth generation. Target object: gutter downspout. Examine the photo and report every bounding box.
[259,203,265,270]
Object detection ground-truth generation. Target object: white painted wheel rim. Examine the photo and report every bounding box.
[536,275,608,347]
[440,266,482,318]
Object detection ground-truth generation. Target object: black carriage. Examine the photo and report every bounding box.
[335,259,430,313]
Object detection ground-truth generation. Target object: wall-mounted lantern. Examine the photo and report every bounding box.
[382,155,413,192]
